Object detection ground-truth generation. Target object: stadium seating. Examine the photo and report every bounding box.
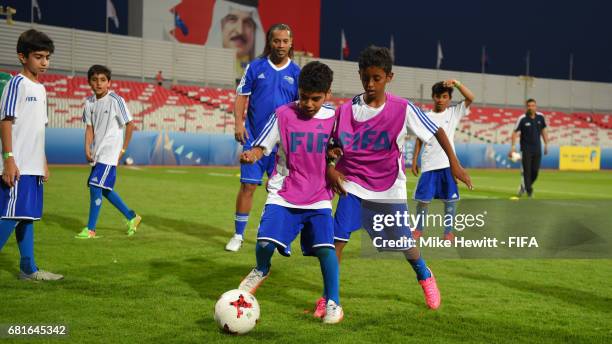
[0,71,235,134]
[42,74,236,133]
[326,98,611,146]
[454,107,607,146]
[2,70,610,145]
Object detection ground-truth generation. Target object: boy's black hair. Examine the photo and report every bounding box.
[260,23,294,59]
[17,29,54,57]
[87,65,112,81]
[526,98,536,104]
[432,81,453,97]
[358,46,393,74]
[298,61,333,93]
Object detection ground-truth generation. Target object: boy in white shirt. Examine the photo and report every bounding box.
[0,29,63,280]
[75,65,141,239]
[411,80,474,242]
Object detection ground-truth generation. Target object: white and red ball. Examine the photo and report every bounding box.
[214,289,260,335]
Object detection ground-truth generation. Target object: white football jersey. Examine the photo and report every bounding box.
[420,101,469,173]
[0,74,48,176]
[83,91,132,166]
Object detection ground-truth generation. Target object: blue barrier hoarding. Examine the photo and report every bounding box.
[46,128,240,166]
[46,128,610,169]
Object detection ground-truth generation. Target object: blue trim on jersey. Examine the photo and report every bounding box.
[420,108,439,133]
[109,93,129,123]
[408,102,437,134]
[10,76,24,116]
[253,113,277,147]
[4,75,23,117]
[236,63,251,95]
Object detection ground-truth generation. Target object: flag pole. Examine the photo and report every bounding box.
[481,45,487,107]
[569,52,574,113]
[569,53,574,81]
[340,30,343,61]
[105,0,110,66]
[525,50,530,76]
[481,45,486,74]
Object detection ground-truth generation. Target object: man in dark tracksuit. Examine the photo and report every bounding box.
[509,98,549,197]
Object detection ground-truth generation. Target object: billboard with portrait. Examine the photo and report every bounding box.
[171,0,321,79]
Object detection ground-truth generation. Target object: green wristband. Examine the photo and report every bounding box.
[2,152,13,159]
[454,80,462,88]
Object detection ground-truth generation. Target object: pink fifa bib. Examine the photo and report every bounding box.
[276,103,336,205]
[334,93,407,191]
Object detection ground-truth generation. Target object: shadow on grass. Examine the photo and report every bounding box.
[0,252,19,276]
[42,213,85,234]
[402,310,605,344]
[457,271,612,313]
[140,214,230,247]
[148,256,324,340]
[148,256,324,304]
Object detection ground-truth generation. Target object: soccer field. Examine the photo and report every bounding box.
[0,166,610,343]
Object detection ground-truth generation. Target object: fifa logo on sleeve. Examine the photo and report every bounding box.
[26,96,37,102]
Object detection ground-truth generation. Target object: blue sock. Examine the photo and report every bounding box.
[234,212,249,236]
[87,186,104,230]
[315,247,340,305]
[0,219,19,251]
[444,201,457,234]
[255,240,275,276]
[416,202,428,231]
[407,255,431,281]
[102,189,136,220]
[15,221,37,274]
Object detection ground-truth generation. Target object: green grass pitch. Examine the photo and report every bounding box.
[0,167,610,343]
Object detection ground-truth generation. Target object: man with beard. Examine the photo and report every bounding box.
[206,0,265,79]
[225,23,301,252]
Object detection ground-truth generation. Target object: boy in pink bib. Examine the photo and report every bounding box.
[324,46,473,312]
[235,61,343,324]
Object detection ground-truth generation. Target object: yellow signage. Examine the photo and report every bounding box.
[559,146,600,171]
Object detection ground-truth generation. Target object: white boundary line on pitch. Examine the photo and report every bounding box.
[207,172,239,177]
[472,185,611,198]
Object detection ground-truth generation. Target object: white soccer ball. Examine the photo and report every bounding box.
[214,289,260,335]
[125,157,134,165]
[510,151,521,163]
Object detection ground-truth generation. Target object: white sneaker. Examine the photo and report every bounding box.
[20,270,64,281]
[322,300,344,324]
[225,234,243,252]
[238,268,269,294]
